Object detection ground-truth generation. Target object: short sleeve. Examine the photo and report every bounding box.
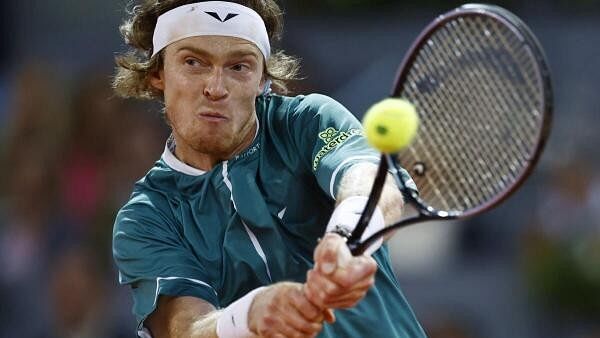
[112,192,219,327]
[282,94,418,198]
[286,94,381,199]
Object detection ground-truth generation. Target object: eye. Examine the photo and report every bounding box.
[185,58,200,66]
[231,63,250,72]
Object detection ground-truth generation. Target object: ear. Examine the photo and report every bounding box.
[258,77,271,96]
[149,69,165,92]
[257,76,266,96]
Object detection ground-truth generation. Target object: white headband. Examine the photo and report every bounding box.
[152,1,271,59]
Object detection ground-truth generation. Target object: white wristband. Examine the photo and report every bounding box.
[216,287,265,338]
[326,196,385,255]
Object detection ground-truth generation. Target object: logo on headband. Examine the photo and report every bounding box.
[204,11,239,22]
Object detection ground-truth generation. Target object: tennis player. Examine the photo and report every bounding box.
[112,1,425,337]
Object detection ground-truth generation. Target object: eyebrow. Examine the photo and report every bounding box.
[175,45,261,61]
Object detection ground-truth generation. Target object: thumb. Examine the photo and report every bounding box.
[315,233,349,275]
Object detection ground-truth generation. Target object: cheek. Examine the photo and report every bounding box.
[163,74,199,117]
[163,72,190,99]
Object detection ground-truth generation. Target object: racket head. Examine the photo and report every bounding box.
[392,4,552,218]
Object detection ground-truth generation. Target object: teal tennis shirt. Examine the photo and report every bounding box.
[113,93,425,337]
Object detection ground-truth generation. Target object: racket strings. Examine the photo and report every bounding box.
[413,22,502,209]
[450,18,541,202]
[447,19,533,184]
[442,19,538,203]
[449,18,537,169]
[399,14,545,212]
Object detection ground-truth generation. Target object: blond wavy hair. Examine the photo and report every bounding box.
[113,0,301,99]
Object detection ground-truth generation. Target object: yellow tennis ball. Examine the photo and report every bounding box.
[362,98,419,153]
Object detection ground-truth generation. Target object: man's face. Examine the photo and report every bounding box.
[151,35,265,159]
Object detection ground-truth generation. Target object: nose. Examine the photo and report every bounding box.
[203,68,228,100]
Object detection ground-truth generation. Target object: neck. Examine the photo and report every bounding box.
[172,120,257,171]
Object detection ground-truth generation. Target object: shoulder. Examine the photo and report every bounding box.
[113,164,179,236]
[114,187,171,236]
[112,182,183,264]
[260,93,349,119]
[286,93,340,108]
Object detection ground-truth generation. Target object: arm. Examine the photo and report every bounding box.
[336,162,404,225]
[114,200,327,338]
[145,296,219,338]
[145,282,331,338]
[304,162,403,310]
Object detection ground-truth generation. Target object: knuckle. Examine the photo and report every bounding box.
[318,290,328,302]
[256,325,271,336]
[265,304,279,318]
[292,331,305,338]
[364,257,378,269]
[325,282,339,295]
[306,269,316,284]
[312,322,323,332]
[303,303,320,320]
[337,276,353,288]
[303,286,314,300]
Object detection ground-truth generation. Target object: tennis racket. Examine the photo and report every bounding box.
[346,4,553,255]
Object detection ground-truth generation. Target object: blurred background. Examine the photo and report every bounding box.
[0,0,598,337]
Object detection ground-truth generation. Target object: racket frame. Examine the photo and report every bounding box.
[348,4,553,255]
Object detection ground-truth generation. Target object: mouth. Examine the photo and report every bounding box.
[197,111,228,122]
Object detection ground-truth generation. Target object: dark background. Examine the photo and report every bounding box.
[1,1,599,337]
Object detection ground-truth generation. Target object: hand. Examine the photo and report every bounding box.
[248,282,332,338]
[304,233,377,309]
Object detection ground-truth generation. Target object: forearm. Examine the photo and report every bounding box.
[149,283,325,338]
[146,296,220,338]
[336,162,404,225]
[188,312,220,338]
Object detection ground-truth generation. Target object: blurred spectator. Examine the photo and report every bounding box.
[1,62,68,167]
[521,162,600,335]
[47,246,127,338]
[59,72,127,228]
[0,2,13,69]
[58,70,167,270]
[0,146,55,338]
[0,63,68,338]
[426,317,477,338]
[1,2,600,337]
[0,62,163,338]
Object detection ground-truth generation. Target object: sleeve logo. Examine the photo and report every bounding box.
[313,127,362,171]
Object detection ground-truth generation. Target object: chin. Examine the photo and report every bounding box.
[191,137,233,155]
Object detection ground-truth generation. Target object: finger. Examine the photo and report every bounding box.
[258,313,317,338]
[323,308,336,323]
[293,285,325,321]
[283,304,324,335]
[306,270,375,310]
[280,286,324,335]
[307,268,341,295]
[314,233,346,275]
[307,264,374,298]
[320,288,373,308]
[302,281,336,324]
[329,256,377,288]
[305,269,342,308]
[253,283,322,338]
[308,261,376,299]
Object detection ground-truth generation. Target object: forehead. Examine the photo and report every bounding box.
[165,35,262,60]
